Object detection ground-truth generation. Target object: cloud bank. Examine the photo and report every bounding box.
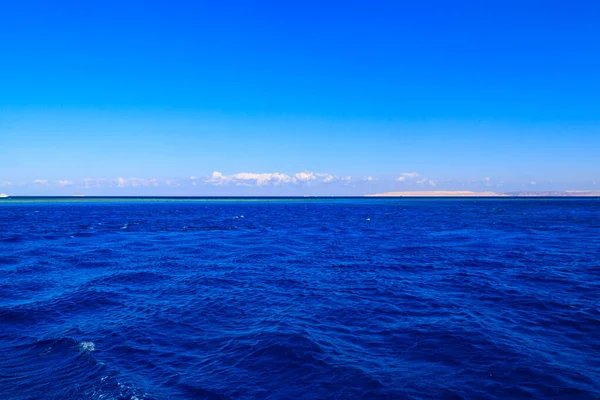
[200,171,340,186]
[3,171,594,195]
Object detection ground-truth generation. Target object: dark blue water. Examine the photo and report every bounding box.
[1,198,599,399]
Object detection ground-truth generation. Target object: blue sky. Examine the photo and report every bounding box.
[1,1,598,195]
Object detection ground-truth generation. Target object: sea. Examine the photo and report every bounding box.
[0,197,598,400]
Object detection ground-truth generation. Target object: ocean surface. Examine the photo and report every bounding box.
[1,197,599,400]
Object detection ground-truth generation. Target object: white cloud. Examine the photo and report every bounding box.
[84,178,110,188]
[165,179,180,187]
[82,177,159,188]
[115,177,159,188]
[315,173,337,183]
[0,181,12,187]
[56,180,74,186]
[412,177,436,187]
[363,176,375,181]
[146,178,159,187]
[294,171,316,182]
[530,181,537,185]
[204,171,338,187]
[203,171,224,185]
[33,179,49,185]
[342,176,352,181]
[396,172,419,181]
[206,171,294,186]
[189,176,201,186]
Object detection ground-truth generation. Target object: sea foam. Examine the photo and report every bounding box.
[79,341,96,352]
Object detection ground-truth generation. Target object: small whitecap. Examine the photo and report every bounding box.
[120,224,128,230]
[79,341,95,352]
[366,218,371,221]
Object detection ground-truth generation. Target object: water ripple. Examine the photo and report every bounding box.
[0,199,599,399]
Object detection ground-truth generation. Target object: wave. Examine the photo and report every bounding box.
[0,337,147,400]
[2,199,599,399]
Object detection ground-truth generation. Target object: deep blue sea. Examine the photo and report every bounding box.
[1,198,599,400]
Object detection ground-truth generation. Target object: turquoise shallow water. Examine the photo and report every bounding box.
[1,198,599,399]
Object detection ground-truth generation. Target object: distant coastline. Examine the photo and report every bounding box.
[1,192,600,200]
[366,191,503,197]
[366,190,600,197]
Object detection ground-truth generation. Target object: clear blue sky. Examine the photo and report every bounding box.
[1,1,598,195]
